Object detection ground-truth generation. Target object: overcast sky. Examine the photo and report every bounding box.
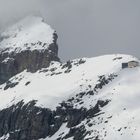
[0,0,140,61]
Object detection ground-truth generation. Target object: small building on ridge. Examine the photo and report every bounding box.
[122,61,139,69]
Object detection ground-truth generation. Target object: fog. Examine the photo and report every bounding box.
[0,0,140,61]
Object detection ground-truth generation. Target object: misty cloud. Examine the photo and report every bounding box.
[0,0,45,28]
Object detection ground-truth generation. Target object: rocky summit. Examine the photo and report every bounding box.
[0,16,140,140]
[0,16,59,84]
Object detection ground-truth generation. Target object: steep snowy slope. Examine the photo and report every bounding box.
[0,54,137,110]
[0,53,140,140]
[41,55,140,140]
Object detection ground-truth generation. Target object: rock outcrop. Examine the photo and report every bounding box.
[0,16,60,84]
[0,33,59,84]
[0,98,109,140]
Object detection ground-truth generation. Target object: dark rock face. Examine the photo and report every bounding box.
[0,33,60,84]
[0,99,109,140]
[0,101,52,140]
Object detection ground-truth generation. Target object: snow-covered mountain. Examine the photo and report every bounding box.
[0,16,140,140]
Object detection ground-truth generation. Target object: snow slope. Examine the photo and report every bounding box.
[0,54,137,110]
[40,55,140,140]
[0,16,55,53]
[0,54,140,139]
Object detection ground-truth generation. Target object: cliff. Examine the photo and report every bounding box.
[0,16,59,84]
